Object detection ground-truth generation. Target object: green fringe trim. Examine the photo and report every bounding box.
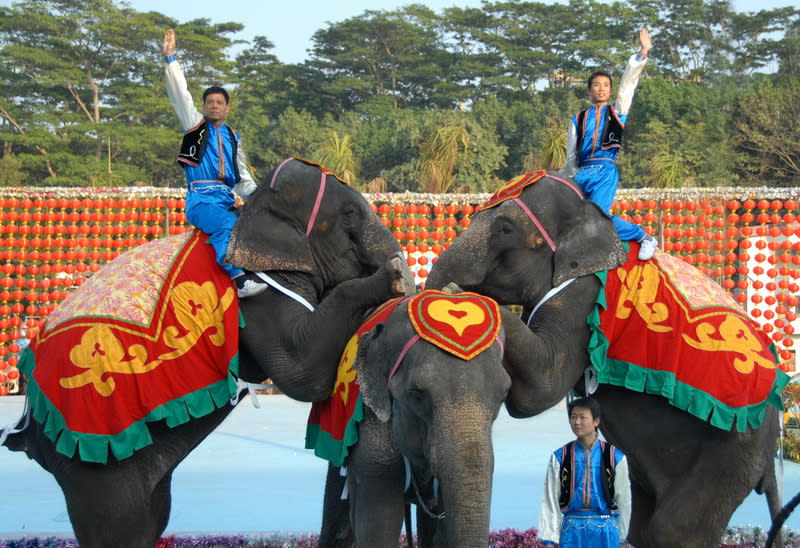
[304,394,364,467]
[587,265,789,433]
[18,311,246,464]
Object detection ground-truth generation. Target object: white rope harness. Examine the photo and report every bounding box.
[232,273,317,407]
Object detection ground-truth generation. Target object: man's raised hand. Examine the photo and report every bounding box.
[163,29,176,57]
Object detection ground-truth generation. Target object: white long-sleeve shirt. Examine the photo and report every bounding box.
[560,54,648,178]
[538,440,632,545]
[163,59,256,198]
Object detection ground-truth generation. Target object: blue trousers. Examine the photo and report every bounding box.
[575,163,645,243]
[560,514,620,547]
[185,184,244,279]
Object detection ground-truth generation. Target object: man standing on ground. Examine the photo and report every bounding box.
[538,397,632,547]
[560,28,658,261]
[162,28,267,298]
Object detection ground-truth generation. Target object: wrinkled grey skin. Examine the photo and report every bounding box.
[3,159,415,548]
[321,300,511,548]
[426,173,782,548]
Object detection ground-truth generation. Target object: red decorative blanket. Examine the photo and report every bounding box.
[479,170,547,211]
[20,229,241,463]
[306,290,502,466]
[589,243,788,431]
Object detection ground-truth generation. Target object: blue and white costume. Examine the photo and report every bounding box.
[538,439,631,547]
[163,57,256,278]
[560,54,648,243]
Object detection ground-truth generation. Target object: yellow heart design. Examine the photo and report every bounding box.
[428,299,486,337]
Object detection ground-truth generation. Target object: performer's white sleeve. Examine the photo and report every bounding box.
[233,145,257,199]
[614,455,632,541]
[558,120,578,177]
[614,54,647,116]
[538,453,563,544]
[164,59,204,132]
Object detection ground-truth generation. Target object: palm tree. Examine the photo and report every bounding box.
[418,125,470,194]
[648,150,687,188]
[314,131,358,185]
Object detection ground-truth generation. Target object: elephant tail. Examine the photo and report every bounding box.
[759,449,785,548]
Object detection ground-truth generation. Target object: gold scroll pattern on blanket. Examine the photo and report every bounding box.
[615,262,673,333]
[332,335,359,405]
[614,262,775,375]
[60,281,235,396]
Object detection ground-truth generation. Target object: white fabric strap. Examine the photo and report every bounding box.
[230,378,275,408]
[584,364,599,395]
[525,278,576,326]
[0,395,31,446]
[255,272,315,312]
[339,465,349,500]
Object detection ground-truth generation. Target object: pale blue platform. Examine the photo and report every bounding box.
[0,394,797,538]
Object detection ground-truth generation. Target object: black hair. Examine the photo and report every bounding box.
[568,397,602,420]
[202,86,229,104]
[587,70,613,89]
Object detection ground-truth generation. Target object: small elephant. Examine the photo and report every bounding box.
[314,290,512,548]
[427,171,785,548]
[2,158,415,548]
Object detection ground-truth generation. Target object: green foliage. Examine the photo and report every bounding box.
[1,0,798,188]
[312,131,358,184]
[418,124,470,194]
[783,382,800,463]
[731,77,800,186]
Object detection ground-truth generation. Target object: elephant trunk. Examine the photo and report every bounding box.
[426,214,490,290]
[429,398,496,547]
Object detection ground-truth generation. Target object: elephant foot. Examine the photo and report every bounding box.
[388,252,416,296]
[441,282,464,294]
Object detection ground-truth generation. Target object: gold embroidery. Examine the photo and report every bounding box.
[615,262,673,333]
[683,315,776,374]
[332,335,359,404]
[60,281,235,396]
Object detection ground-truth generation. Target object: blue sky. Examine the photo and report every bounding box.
[126,0,795,64]
[0,0,795,64]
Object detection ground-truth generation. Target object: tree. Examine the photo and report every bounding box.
[313,131,358,184]
[731,78,800,185]
[0,0,242,186]
[308,6,459,111]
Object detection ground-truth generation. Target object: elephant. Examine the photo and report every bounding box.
[426,171,784,548]
[1,157,415,548]
[312,290,511,548]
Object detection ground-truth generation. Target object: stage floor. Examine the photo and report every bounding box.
[0,394,797,537]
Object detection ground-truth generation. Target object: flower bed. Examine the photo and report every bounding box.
[2,527,800,547]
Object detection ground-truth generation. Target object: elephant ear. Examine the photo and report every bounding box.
[353,324,393,423]
[225,185,315,273]
[553,200,627,286]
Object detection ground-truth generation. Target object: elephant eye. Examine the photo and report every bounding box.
[342,206,357,218]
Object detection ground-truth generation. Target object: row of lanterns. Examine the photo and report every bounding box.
[0,191,798,395]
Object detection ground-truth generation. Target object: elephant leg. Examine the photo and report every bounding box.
[627,480,656,548]
[647,462,748,547]
[62,466,167,548]
[415,506,439,548]
[347,416,406,548]
[319,464,353,548]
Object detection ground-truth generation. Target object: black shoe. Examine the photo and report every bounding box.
[234,272,268,298]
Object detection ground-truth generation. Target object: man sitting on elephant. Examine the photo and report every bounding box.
[538,397,631,547]
[162,28,267,299]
